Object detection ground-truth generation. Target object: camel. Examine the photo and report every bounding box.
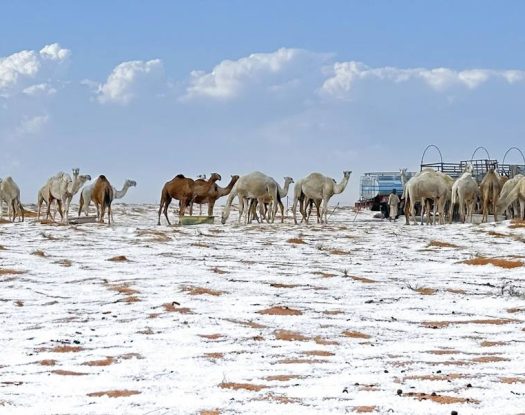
[190,173,222,215]
[42,169,91,223]
[404,169,450,225]
[479,168,502,223]
[158,174,195,225]
[248,177,294,223]
[496,176,525,220]
[193,175,239,217]
[0,177,24,222]
[78,179,137,217]
[91,175,114,225]
[497,174,524,219]
[292,171,351,224]
[449,164,479,223]
[221,171,279,225]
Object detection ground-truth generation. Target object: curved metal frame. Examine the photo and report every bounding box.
[502,146,525,166]
[470,146,491,161]
[420,144,443,167]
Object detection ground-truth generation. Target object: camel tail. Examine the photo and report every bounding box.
[103,187,112,207]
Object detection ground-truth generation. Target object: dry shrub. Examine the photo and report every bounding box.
[54,259,72,267]
[218,382,266,392]
[0,268,25,275]
[211,267,228,274]
[107,255,128,262]
[342,330,371,339]
[87,390,141,398]
[52,370,88,376]
[287,238,306,244]
[460,257,523,268]
[191,242,210,248]
[82,357,115,366]
[416,287,437,295]
[183,286,224,296]
[270,283,301,289]
[427,240,460,248]
[15,300,23,307]
[447,288,466,294]
[274,329,309,341]
[480,341,507,347]
[31,250,46,257]
[0,245,5,250]
[257,306,302,316]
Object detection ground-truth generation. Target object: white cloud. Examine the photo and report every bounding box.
[22,83,57,96]
[96,59,164,105]
[184,48,326,100]
[0,43,70,96]
[16,114,49,136]
[320,61,525,98]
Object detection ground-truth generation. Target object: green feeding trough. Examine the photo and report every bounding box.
[179,216,215,225]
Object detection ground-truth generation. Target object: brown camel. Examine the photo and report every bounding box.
[480,168,502,223]
[158,174,195,225]
[205,175,239,217]
[190,172,222,215]
[92,175,114,225]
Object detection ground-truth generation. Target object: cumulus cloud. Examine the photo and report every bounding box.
[0,43,70,97]
[15,114,49,136]
[320,61,525,98]
[22,83,57,96]
[96,59,164,104]
[184,48,327,100]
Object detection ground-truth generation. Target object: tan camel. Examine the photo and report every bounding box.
[292,171,351,224]
[200,175,239,217]
[91,175,114,225]
[0,177,24,222]
[248,177,294,223]
[79,179,137,217]
[404,169,450,225]
[190,173,222,215]
[449,164,478,223]
[479,168,502,223]
[221,171,279,224]
[158,174,195,225]
[496,175,525,219]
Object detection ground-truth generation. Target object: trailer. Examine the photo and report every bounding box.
[357,171,416,211]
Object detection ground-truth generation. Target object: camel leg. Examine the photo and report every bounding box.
[279,200,285,223]
[99,203,106,224]
[56,200,64,222]
[107,203,112,226]
[237,196,245,224]
[208,201,215,217]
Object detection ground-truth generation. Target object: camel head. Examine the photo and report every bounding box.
[231,175,240,182]
[399,168,407,176]
[72,168,80,177]
[464,163,474,174]
[343,171,352,178]
[284,176,294,185]
[126,179,137,187]
[209,173,222,182]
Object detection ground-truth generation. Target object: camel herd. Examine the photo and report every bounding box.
[400,165,525,225]
[1,164,523,226]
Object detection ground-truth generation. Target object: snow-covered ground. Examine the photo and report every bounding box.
[1,205,524,415]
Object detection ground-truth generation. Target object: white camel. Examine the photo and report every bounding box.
[78,179,137,217]
[292,171,351,224]
[0,177,24,222]
[248,176,294,223]
[221,171,279,225]
[404,169,450,225]
[44,169,91,223]
[496,176,525,220]
[449,164,478,223]
[497,174,524,219]
[480,168,502,223]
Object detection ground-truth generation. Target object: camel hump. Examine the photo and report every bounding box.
[175,174,185,179]
[98,175,108,181]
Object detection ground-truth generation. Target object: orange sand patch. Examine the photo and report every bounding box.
[191,242,210,248]
[48,345,84,353]
[507,308,524,314]
[405,392,478,404]
[353,406,376,413]
[287,238,306,244]
[460,257,523,268]
[480,341,507,347]
[199,334,224,340]
[277,358,328,364]
[342,330,371,339]
[403,373,467,381]
[314,336,339,346]
[200,411,220,415]
[422,319,517,328]
[304,350,335,357]
[426,349,457,355]
[509,220,525,229]
[270,283,301,288]
[500,377,525,384]
[87,390,141,398]
[254,393,301,404]
[351,275,378,284]
[427,240,460,248]
[38,360,57,366]
[204,353,224,360]
[471,356,510,363]
[258,306,302,316]
[223,318,267,329]
[52,370,88,376]
[264,374,304,382]
[183,286,225,296]
[447,288,466,294]
[162,303,192,314]
[107,255,129,262]
[416,287,437,295]
[327,248,350,255]
[274,330,309,341]
[107,283,139,296]
[0,268,26,275]
[313,271,337,278]
[82,357,115,366]
[219,382,266,392]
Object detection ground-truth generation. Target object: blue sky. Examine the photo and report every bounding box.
[2,1,525,204]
